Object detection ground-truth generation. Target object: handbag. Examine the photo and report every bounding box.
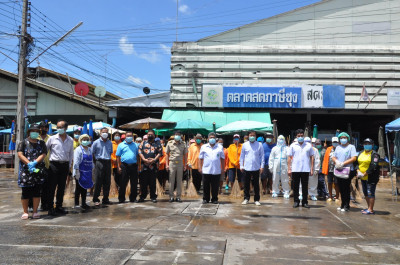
[334,166,350,179]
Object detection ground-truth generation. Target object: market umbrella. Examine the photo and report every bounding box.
[48,122,53,135]
[393,132,400,167]
[313,124,318,139]
[91,121,112,130]
[216,120,273,133]
[120,117,176,130]
[8,120,15,151]
[378,126,386,158]
[272,120,278,141]
[174,119,214,135]
[82,121,88,135]
[89,120,94,138]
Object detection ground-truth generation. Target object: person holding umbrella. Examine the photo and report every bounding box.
[240,131,265,206]
[166,130,188,203]
[17,124,47,219]
[199,132,225,204]
[355,138,380,214]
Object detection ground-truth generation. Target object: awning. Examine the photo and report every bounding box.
[104,92,170,108]
[385,117,400,133]
[161,109,271,128]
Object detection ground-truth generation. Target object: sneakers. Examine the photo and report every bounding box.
[337,207,342,211]
[241,199,249,205]
[327,198,332,202]
[310,195,318,201]
[271,192,278,198]
[341,207,350,212]
[255,201,261,206]
[225,185,229,190]
[283,193,290,199]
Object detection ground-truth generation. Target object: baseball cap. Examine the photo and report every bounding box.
[233,134,240,138]
[332,137,339,142]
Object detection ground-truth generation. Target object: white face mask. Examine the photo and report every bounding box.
[101,133,108,139]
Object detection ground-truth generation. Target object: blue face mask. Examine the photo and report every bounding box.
[209,138,216,145]
[364,144,372,151]
[196,139,202,144]
[57,128,65,135]
[233,138,239,142]
[297,137,304,143]
[74,134,80,139]
[114,136,120,141]
[266,138,272,143]
[126,137,133,143]
[30,132,39,139]
[277,139,284,145]
[174,135,181,141]
[249,136,256,143]
[332,143,339,147]
[340,138,348,145]
[81,140,91,146]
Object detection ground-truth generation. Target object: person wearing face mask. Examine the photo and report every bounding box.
[73,126,81,150]
[199,132,225,204]
[111,132,122,189]
[322,137,341,201]
[355,138,380,214]
[166,131,188,202]
[17,124,47,219]
[72,134,93,209]
[38,121,51,211]
[227,134,243,190]
[313,139,329,199]
[308,138,321,201]
[187,134,204,192]
[45,120,74,215]
[116,131,139,203]
[262,132,276,195]
[239,131,265,206]
[269,135,290,199]
[288,129,314,209]
[217,138,229,194]
[138,129,162,203]
[332,132,357,212]
[91,127,113,206]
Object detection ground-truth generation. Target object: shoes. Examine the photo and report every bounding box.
[337,207,342,211]
[176,198,182,203]
[81,204,90,209]
[293,202,300,208]
[151,199,157,203]
[225,185,229,190]
[327,198,332,202]
[299,195,303,201]
[302,204,310,208]
[283,193,290,199]
[21,213,29,220]
[361,210,375,215]
[241,199,249,205]
[130,200,138,203]
[212,200,218,204]
[40,205,49,211]
[202,200,208,204]
[138,198,145,203]
[341,207,350,212]
[169,198,174,203]
[102,201,112,205]
[55,207,67,214]
[255,201,261,206]
[32,212,40,219]
[118,200,126,204]
[48,208,57,216]
[271,192,278,198]
[310,195,318,201]
[73,205,81,209]
[94,202,100,206]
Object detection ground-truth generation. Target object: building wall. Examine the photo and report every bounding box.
[170,0,400,109]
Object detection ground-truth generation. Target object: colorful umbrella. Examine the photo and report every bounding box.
[8,120,15,151]
[216,120,273,133]
[120,117,176,130]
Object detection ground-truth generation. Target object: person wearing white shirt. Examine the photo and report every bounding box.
[45,120,74,215]
[288,129,314,209]
[239,131,265,206]
[199,132,225,204]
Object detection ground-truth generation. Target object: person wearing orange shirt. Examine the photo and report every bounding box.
[227,134,243,190]
[111,132,122,188]
[188,134,203,192]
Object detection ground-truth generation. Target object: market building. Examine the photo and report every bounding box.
[169,0,400,143]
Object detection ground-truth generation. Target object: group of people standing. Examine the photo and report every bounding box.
[17,121,381,220]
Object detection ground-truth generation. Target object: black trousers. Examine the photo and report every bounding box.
[139,169,157,200]
[293,172,309,205]
[192,169,202,191]
[93,160,111,203]
[74,182,87,206]
[47,161,69,208]
[113,167,122,188]
[244,170,260,201]
[337,174,355,209]
[203,174,220,202]
[119,163,138,202]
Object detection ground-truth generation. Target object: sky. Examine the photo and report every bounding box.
[0,0,319,98]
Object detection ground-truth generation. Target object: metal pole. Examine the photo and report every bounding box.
[14,0,29,175]
[386,132,395,195]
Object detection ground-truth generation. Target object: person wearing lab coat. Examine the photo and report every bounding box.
[269,135,290,199]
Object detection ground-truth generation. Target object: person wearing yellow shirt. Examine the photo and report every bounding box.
[188,134,203,191]
[73,126,81,150]
[38,121,50,211]
[111,132,122,188]
[355,138,380,215]
[226,134,243,190]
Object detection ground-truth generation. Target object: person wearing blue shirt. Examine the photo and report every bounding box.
[116,131,139,203]
[239,131,265,206]
[262,132,276,195]
[91,127,113,206]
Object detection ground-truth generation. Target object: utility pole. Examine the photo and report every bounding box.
[14,0,30,175]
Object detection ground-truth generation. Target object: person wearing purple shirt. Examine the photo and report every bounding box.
[262,132,276,195]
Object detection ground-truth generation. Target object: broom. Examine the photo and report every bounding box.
[109,172,118,198]
[185,169,198,198]
[156,178,165,196]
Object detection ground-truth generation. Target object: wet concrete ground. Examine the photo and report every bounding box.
[0,168,399,265]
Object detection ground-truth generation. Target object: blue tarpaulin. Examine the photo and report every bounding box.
[385,117,400,133]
